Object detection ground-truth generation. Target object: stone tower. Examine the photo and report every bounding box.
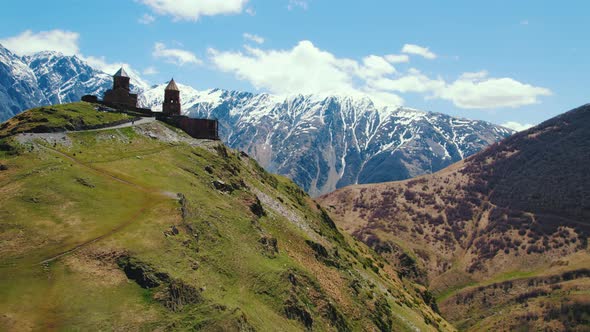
[162,79,181,115]
[103,67,138,108]
[113,67,130,91]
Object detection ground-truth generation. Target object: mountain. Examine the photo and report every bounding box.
[0,103,454,331]
[319,104,590,331]
[139,85,514,196]
[24,51,112,105]
[0,45,48,122]
[0,44,148,123]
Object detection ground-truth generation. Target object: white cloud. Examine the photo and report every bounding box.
[368,68,551,109]
[502,121,534,131]
[401,43,437,59]
[369,68,444,93]
[153,42,202,65]
[143,66,159,75]
[384,54,409,63]
[138,13,156,24]
[245,7,256,16]
[208,41,551,109]
[288,0,309,10]
[0,29,79,56]
[243,33,265,44]
[138,0,249,21]
[208,41,403,105]
[359,55,396,78]
[437,71,552,109]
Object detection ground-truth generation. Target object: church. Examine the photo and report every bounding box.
[82,68,218,140]
[102,68,138,108]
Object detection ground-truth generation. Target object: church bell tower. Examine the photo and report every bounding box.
[162,78,181,116]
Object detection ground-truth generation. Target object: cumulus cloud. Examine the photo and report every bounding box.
[401,43,437,59]
[359,55,396,78]
[138,0,249,21]
[437,71,552,109]
[138,13,156,24]
[368,68,551,109]
[208,41,551,109]
[501,121,534,132]
[208,41,403,105]
[153,42,202,65]
[384,54,409,63]
[369,68,444,93]
[0,29,80,56]
[243,33,265,44]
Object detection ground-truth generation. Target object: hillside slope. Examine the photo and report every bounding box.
[319,104,590,331]
[0,104,454,331]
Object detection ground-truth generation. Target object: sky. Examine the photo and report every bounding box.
[0,0,588,129]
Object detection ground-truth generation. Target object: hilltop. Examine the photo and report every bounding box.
[319,104,590,331]
[0,103,453,331]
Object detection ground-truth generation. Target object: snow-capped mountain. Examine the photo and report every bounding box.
[0,44,147,122]
[24,51,112,105]
[139,85,514,196]
[0,45,49,121]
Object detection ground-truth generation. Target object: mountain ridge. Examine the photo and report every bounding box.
[319,103,590,330]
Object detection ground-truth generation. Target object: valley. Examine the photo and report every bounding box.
[319,104,590,330]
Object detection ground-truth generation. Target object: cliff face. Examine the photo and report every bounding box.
[0,103,454,331]
[319,104,590,331]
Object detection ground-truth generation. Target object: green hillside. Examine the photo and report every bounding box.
[0,104,453,331]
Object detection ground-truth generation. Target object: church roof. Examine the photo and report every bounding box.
[165,78,179,91]
[113,67,129,78]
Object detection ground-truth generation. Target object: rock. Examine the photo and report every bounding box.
[154,279,202,312]
[284,297,313,329]
[164,225,180,237]
[259,236,279,257]
[249,196,266,217]
[213,180,233,193]
[116,255,170,289]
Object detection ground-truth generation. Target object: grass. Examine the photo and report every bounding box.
[0,102,133,138]
[0,103,456,331]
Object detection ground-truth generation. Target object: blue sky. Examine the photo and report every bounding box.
[0,0,588,129]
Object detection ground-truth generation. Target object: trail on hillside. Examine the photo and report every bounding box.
[33,143,174,266]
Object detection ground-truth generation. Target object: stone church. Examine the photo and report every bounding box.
[82,68,218,140]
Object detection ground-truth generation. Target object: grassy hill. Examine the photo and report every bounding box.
[0,103,453,331]
[0,102,136,138]
[319,104,590,331]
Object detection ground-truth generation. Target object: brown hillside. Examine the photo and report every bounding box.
[319,104,590,331]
